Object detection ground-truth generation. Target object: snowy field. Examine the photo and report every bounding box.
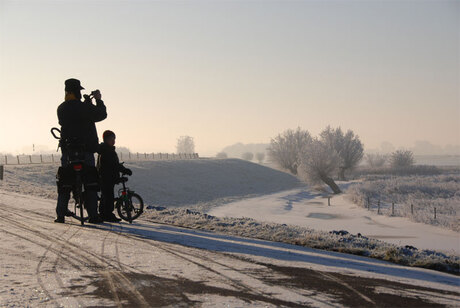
[208,188,460,254]
[347,174,460,231]
[0,159,303,207]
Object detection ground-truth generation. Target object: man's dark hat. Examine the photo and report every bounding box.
[65,78,85,91]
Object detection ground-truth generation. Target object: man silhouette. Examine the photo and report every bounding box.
[55,78,107,223]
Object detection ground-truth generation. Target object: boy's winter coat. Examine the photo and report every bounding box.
[96,142,129,183]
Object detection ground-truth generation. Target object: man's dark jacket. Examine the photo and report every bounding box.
[57,99,107,153]
[97,142,129,184]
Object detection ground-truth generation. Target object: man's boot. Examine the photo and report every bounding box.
[54,216,65,223]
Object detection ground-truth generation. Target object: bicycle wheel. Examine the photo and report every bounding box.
[117,193,144,222]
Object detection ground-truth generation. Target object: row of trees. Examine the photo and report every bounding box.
[268,127,364,194]
[366,150,415,168]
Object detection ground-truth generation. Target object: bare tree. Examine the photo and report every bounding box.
[241,152,254,161]
[255,152,265,163]
[176,136,195,154]
[365,153,388,168]
[320,126,363,180]
[298,138,341,194]
[216,152,228,159]
[390,150,414,168]
[268,128,312,175]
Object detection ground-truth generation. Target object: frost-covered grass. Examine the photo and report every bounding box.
[145,206,459,274]
[347,173,460,231]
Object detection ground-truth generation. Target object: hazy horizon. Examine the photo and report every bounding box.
[1,0,459,156]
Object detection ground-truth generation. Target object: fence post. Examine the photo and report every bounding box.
[0,165,3,180]
[40,154,43,163]
[411,204,414,215]
[328,196,331,206]
[129,152,131,159]
[17,155,20,165]
[52,154,54,163]
[378,200,380,214]
[29,155,32,164]
[5,155,7,165]
[392,202,394,216]
[137,152,139,159]
[367,196,370,210]
[434,207,437,220]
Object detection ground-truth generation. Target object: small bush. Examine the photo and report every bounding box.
[390,150,414,168]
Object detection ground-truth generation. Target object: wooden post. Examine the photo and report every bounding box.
[129,152,131,159]
[4,156,7,165]
[378,200,380,214]
[411,204,414,215]
[392,202,394,216]
[434,207,437,220]
[367,196,370,210]
[40,154,43,163]
[52,154,54,163]
[29,155,32,164]
[17,155,20,165]
[137,152,139,159]
[328,196,331,206]
[0,165,3,180]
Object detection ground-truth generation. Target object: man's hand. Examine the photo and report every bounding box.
[92,90,102,100]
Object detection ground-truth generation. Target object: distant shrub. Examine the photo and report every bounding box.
[241,152,254,161]
[390,150,414,168]
[255,152,265,163]
[177,136,195,154]
[365,153,388,168]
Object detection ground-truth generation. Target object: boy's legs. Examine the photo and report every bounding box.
[100,182,115,218]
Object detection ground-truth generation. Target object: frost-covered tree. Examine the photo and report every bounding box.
[365,153,388,168]
[255,152,265,163]
[320,126,363,180]
[176,136,195,154]
[390,150,414,168]
[268,128,312,175]
[216,152,228,159]
[298,138,341,194]
[241,152,254,161]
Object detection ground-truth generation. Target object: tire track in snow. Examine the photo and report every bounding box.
[0,207,148,307]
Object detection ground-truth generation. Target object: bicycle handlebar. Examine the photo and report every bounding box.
[51,127,61,140]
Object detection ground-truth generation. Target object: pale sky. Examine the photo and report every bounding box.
[1,0,459,156]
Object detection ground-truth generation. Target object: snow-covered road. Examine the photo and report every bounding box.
[1,190,459,307]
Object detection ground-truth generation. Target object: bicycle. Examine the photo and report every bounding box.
[115,174,144,223]
[52,127,98,225]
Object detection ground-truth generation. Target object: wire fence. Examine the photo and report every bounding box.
[363,196,443,222]
[0,152,200,165]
